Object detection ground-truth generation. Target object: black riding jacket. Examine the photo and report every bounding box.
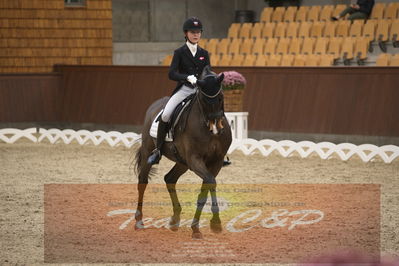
[357,0,375,15]
[168,43,210,95]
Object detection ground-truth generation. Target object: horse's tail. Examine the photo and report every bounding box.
[134,144,142,177]
[134,141,154,180]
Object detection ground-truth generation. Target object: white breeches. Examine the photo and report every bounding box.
[161,85,196,122]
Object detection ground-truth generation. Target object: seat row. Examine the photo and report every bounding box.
[162,35,368,66]
[260,3,399,23]
[200,37,368,61]
[376,53,399,66]
[226,19,399,43]
[211,53,335,67]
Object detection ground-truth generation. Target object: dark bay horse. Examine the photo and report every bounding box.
[134,67,232,239]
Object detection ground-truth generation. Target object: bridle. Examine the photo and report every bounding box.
[197,74,223,99]
[194,75,224,133]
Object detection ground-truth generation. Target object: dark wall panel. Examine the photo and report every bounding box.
[1,66,399,137]
[56,65,175,125]
[0,74,61,122]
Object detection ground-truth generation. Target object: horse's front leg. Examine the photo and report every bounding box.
[190,159,222,239]
[164,163,188,231]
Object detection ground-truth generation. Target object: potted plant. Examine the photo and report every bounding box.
[221,71,246,112]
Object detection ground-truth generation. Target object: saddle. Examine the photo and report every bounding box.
[149,94,195,142]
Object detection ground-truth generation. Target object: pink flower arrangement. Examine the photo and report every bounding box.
[221,71,246,90]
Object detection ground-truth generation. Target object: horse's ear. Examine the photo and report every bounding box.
[196,79,206,88]
[201,65,212,79]
[217,73,224,83]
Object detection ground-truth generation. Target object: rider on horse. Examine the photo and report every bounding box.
[147,17,210,165]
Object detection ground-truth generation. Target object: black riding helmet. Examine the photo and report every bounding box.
[183,17,203,32]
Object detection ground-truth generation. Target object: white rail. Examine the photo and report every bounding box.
[1,128,398,163]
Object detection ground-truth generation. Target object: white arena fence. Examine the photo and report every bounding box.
[1,128,398,164]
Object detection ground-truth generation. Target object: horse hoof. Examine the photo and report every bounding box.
[169,217,180,231]
[210,220,223,233]
[192,231,203,239]
[135,221,144,230]
[169,222,180,232]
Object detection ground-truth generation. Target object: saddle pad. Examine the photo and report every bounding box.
[149,110,173,142]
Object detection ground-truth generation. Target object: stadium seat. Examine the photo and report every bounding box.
[275,22,287,39]
[314,37,329,54]
[298,21,311,38]
[255,54,268,66]
[307,5,321,22]
[341,37,355,65]
[217,38,230,54]
[370,3,385,20]
[218,54,232,66]
[319,54,334,66]
[384,2,399,19]
[295,6,309,22]
[390,54,399,66]
[328,37,343,60]
[305,54,320,66]
[286,22,300,38]
[336,20,350,37]
[376,19,390,52]
[239,23,252,39]
[228,38,241,55]
[228,23,241,39]
[324,21,337,38]
[354,37,369,64]
[375,53,390,66]
[252,38,265,55]
[281,54,294,66]
[349,20,364,38]
[264,38,278,55]
[293,54,306,66]
[198,38,208,49]
[288,37,302,55]
[319,5,334,21]
[376,19,390,41]
[162,54,173,66]
[240,38,253,55]
[363,19,376,42]
[272,7,285,23]
[210,54,220,66]
[276,37,289,54]
[262,22,275,39]
[260,7,273,23]
[242,54,256,66]
[206,38,219,55]
[301,37,316,54]
[310,21,325,38]
[390,19,399,47]
[284,6,297,22]
[230,54,245,66]
[267,54,282,66]
[251,23,263,39]
[332,4,347,18]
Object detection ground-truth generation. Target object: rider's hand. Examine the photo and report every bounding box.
[187,75,197,85]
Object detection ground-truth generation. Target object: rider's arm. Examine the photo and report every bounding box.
[168,50,189,82]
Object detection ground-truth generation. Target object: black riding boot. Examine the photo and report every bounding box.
[147,120,168,165]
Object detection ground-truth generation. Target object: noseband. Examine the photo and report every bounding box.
[195,75,224,134]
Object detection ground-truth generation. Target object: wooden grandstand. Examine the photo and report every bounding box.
[162,2,399,67]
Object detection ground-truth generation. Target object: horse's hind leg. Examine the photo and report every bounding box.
[134,145,152,230]
[164,163,188,231]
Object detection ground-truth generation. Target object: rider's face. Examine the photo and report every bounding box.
[186,30,201,44]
